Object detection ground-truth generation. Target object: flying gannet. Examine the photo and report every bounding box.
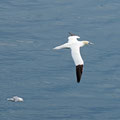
[7,96,24,102]
[54,32,93,83]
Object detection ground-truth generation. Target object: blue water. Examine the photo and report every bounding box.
[0,0,120,120]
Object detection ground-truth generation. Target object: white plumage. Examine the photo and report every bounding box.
[71,45,84,65]
[54,33,93,83]
[7,96,23,102]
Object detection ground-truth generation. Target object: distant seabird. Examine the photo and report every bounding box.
[7,96,23,102]
[54,32,93,83]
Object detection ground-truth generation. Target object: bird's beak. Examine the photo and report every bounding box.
[89,42,94,45]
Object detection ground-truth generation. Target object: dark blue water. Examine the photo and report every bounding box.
[0,0,120,120]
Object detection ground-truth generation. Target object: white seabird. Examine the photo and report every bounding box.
[54,32,93,83]
[7,96,24,102]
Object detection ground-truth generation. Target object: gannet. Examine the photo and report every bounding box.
[7,96,24,102]
[54,32,93,83]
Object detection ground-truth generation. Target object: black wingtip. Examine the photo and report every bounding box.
[77,80,80,83]
[76,65,83,83]
[68,32,76,36]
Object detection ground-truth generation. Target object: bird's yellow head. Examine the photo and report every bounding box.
[82,41,94,45]
[83,41,89,45]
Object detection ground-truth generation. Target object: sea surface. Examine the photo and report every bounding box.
[0,0,120,120]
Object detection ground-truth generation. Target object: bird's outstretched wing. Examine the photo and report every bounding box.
[68,36,80,43]
[71,47,84,82]
[76,65,83,83]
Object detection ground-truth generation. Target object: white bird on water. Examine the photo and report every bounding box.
[54,32,93,83]
[7,96,23,102]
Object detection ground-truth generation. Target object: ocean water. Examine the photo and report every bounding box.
[0,0,120,120]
